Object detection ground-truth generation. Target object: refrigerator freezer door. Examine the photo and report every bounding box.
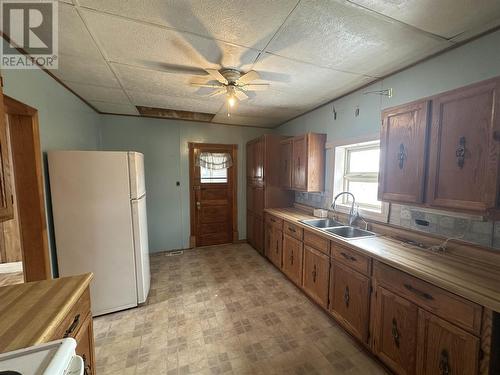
[48,151,138,316]
[128,152,146,199]
[131,195,150,304]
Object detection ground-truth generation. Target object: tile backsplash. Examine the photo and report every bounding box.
[295,191,500,250]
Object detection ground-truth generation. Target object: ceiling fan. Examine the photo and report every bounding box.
[191,69,270,108]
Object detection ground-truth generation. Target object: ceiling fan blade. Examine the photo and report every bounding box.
[242,84,270,92]
[237,70,260,85]
[190,82,223,88]
[205,69,228,85]
[207,88,226,97]
[234,89,249,101]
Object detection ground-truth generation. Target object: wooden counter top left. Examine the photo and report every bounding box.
[0,273,93,353]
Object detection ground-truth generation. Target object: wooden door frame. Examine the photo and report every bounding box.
[4,95,51,281]
[188,142,238,248]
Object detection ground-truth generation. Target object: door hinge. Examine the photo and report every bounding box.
[11,194,13,205]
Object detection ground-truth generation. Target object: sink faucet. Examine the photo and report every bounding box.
[331,192,358,226]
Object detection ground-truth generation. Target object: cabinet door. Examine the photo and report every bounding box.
[372,286,418,375]
[330,262,370,342]
[75,313,95,375]
[302,245,329,307]
[267,228,282,268]
[379,100,430,204]
[254,216,264,254]
[427,79,500,211]
[253,186,264,217]
[0,85,13,221]
[416,309,479,375]
[282,234,303,284]
[246,141,254,179]
[280,140,293,189]
[253,138,264,182]
[292,135,307,190]
[264,225,272,259]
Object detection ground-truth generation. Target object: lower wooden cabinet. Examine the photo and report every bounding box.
[372,286,419,375]
[247,211,264,254]
[75,313,95,375]
[282,234,303,285]
[416,309,480,375]
[330,262,371,343]
[265,225,282,269]
[302,245,329,308]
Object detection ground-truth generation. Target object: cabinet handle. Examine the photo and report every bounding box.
[397,143,407,169]
[290,251,294,265]
[270,218,276,223]
[63,314,80,338]
[82,354,91,375]
[340,252,356,262]
[344,286,350,307]
[312,264,317,283]
[439,349,450,375]
[403,283,434,301]
[456,136,466,169]
[288,227,296,233]
[391,318,400,348]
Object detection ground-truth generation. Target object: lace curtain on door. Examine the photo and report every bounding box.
[196,152,233,170]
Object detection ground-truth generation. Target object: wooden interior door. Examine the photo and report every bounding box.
[292,135,307,190]
[379,100,430,204]
[427,79,500,211]
[330,262,370,342]
[189,143,237,247]
[372,286,418,375]
[416,309,480,375]
[280,139,293,189]
[302,245,330,308]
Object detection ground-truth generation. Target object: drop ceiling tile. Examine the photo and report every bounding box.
[267,0,451,77]
[81,10,260,72]
[350,0,500,39]
[112,63,203,97]
[128,91,223,114]
[89,101,139,115]
[251,53,374,109]
[63,81,130,103]
[78,0,298,50]
[59,2,101,59]
[54,53,120,88]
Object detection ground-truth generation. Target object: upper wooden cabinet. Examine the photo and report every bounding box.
[378,77,500,216]
[379,100,430,204]
[427,80,500,212]
[280,133,326,192]
[0,83,13,222]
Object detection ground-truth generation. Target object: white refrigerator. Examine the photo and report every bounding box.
[48,151,151,316]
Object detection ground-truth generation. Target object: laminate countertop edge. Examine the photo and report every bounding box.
[0,273,93,352]
[265,208,500,313]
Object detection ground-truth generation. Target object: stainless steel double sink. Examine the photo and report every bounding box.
[299,218,376,239]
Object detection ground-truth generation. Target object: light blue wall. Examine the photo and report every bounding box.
[2,67,101,273]
[100,115,267,252]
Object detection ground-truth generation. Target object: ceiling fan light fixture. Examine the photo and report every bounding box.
[227,94,236,108]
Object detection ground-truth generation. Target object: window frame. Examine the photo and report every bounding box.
[331,138,389,223]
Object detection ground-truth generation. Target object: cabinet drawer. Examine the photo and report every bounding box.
[51,287,91,340]
[304,230,329,255]
[284,221,303,240]
[265,214,283,231]
[331,243,371,276]
[373,261,482,335]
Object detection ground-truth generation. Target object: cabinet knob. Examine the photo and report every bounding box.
[397,143,407,169]
[391,318,400,348]
[63,314,80,338]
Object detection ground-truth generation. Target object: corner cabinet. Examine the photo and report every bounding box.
[0,80,13,222]
[279,133,326,192]
[378,77,500,216]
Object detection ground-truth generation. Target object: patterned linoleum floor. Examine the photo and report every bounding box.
[93,243,388,375]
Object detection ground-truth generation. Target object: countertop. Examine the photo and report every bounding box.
[266,208,500,313]
[0,273,93,352]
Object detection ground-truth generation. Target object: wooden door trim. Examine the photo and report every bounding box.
[188,142,238,247]
[4,95,51,281]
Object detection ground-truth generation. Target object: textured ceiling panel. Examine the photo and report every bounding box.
[90,101,139,115]
[81,10,260,73]
[113,63,203,97]
[267,0,451,77]
[59,2,101,59]
[128,91,223,114]
[63,82,130,104]
[350,0,500,39]
[55,53,121,88]
[78,0,299,50]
